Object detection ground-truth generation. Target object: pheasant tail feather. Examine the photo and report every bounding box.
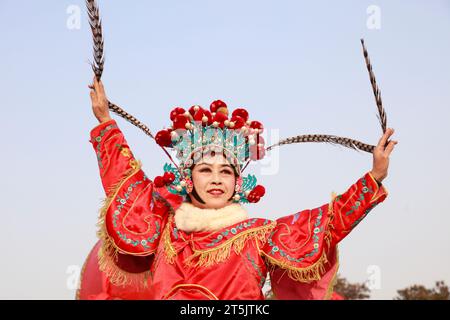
[360,39,387,133]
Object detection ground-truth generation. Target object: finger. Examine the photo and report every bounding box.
[384,140,398,156]
[90,89,98,103]
[93,76,100,92]
[378,128,395,149]
[98,79,106,96]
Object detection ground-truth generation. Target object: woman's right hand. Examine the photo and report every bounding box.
[89,76,112,123]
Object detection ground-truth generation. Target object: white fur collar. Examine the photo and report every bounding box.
[174,202,249,233]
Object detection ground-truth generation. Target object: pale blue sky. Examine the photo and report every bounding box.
[1,0,449,299]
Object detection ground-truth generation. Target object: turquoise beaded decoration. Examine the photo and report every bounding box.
[171,122,250,170]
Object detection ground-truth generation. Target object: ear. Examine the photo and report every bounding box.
[182,175,194,194]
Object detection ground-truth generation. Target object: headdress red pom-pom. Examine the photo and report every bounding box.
[210,100,228,116]
[250,121,264,133]
[170,107,186,121]
[173,114,189,129]
[232,108,249,122]
[247,185,265,203]
[230,115,245,129]
[163,172,175,184]
[189,106,207,123]
[252,185,266,197]
[212,112,228,128]
[154,176,166,188]
[155,129,172,147]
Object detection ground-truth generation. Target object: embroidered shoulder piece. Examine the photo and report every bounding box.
[97,162,183,286]
[261,171,388,283]
[261,206,332,283]
[162,215,276,267]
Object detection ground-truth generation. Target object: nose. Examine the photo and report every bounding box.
[211,171,222,185]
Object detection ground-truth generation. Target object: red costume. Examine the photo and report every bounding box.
[77,118,388,300]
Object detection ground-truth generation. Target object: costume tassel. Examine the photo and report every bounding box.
[95,162,151,288]
[162,217,178,264]
[185,222,276,268]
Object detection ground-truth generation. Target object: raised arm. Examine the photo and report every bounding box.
[330,127,397,245]
[89,77,140,195]
[88,78,167,288]
[261,129,398,299]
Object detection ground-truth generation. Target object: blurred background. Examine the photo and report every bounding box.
[1,0,449,299]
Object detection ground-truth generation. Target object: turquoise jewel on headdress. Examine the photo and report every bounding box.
[171,122,250,170]
[163,163,190,196]
[233,174,258,203]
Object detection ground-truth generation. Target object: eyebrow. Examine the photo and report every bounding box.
[197,163,233,169]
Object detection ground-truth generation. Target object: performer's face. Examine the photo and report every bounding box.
[190,153,237,209]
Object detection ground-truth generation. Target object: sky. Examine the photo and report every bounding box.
[1,0,450,300]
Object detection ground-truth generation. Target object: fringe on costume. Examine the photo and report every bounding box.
[184,221,277,268]
[323,248,340,300]
[262,192,340,284]
[162,216,178,265]
[95,161,152,289]
[262,246,329,283]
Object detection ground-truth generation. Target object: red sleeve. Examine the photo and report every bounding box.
[328,171,388,246]
[89,120,184,288]
[261,171,388,299]
[90,119,141,195]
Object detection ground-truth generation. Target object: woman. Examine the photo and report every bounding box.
[77,77,398,300]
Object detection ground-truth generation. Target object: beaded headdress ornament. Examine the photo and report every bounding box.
[152,101,266,203]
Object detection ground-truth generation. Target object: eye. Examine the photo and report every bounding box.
[221,170,232,175]
[199,168,211,173]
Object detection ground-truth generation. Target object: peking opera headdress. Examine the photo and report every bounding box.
[152,101,268,203]
[86,0,389,204]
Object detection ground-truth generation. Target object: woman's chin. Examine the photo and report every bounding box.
[204,196,230,209]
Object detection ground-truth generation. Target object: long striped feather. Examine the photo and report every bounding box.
[266,134,375,154]
[86,0,104,79]
[85,1,180,171]
[360,39,387,134]
[267,41,389,155]
[85,1,155,139]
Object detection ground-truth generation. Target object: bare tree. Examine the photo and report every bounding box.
[333,275,370,300]
[395,281,449,300]
[264,274,370,300]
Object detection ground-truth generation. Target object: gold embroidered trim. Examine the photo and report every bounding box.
[162,215,178,264]
[184,221,276,268]
[367,171,389,203]
[323,248,340,300]
[163,283,219,300]
[121,183,158,235]
[97,244,151,289]
[277,214,312,253]
[96,161,153,288]
[262,247,329,283]
[262,204,335,284]
[99,132,121,178]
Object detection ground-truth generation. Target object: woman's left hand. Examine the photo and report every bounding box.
[370,128,398,183]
